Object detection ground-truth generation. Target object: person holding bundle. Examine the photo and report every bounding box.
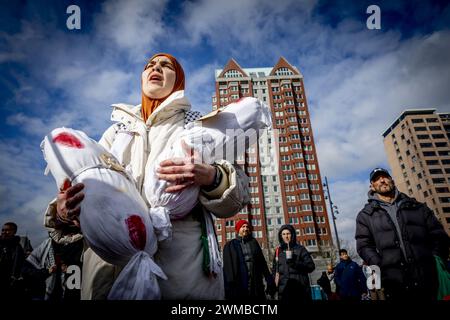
[41,53,270,299]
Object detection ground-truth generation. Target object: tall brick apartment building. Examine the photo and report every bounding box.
[211,57,334,276]
[383,109,450,235]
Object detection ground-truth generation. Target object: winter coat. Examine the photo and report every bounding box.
[272,224,315,301]
[355,190,449,299]
[43,90,250,299]
[317,272,331,296]
[223,236,274,300]
[19,236,33,256]
[0,235,25,298]
[334,258,367,299]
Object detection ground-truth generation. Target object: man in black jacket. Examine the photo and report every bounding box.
[272,224,315,301]
[0,222,25,299]
[223,220,275,300]
[355,168,449,300]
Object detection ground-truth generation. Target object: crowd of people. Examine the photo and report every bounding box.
[1,52,449,301]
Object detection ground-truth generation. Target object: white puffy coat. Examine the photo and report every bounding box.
[44,90,250,299]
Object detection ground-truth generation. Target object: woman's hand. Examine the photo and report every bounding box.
[157,159,216,193]
[56,178,85,227]
[157,141,216,193]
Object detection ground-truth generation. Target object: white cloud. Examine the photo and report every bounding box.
[184,63,219,113]
[6,112,82,137]
[0,139,54,247]
[94,0,168,61]
[325,179,369,252]
[179,0,318,60]
[311,30,450,180]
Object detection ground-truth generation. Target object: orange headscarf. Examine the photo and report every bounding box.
[141,53,185,122]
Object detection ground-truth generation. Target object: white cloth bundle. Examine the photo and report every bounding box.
[41,127,167,300]
[144,96,272,230]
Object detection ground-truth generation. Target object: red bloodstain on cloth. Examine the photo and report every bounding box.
[53,132,84,148]
[126,215,147,251]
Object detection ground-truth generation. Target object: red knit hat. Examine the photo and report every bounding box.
[235,220,250,233]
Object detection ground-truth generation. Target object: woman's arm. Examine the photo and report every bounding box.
[198,160,250,219]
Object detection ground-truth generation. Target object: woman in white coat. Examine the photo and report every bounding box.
[44,53,249,299]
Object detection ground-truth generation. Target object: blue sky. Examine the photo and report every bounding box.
[1,0,450,249]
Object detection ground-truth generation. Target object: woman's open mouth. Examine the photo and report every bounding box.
[149,73,163,81]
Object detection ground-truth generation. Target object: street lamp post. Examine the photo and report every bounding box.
[323,176,341,251]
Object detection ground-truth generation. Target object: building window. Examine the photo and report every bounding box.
[224,69,243,78]
[300,193,310,200]
[275,67,294,76]
[225,220,235,227]
[301,204,312,211]
[313,205,324,212]
[288,206,298,213]
[439,197,450,204]
[420,143,433,148]
[429,169,443,175]
[297,172,306,179]
[423,151,436,157]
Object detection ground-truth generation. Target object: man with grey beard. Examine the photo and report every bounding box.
[355,168,449,300]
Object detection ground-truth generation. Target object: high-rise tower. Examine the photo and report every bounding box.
[212,58,334,276]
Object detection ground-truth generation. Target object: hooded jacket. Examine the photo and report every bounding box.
[355,188,449,299]
[43,91,250,299]
[272,224,315,300]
